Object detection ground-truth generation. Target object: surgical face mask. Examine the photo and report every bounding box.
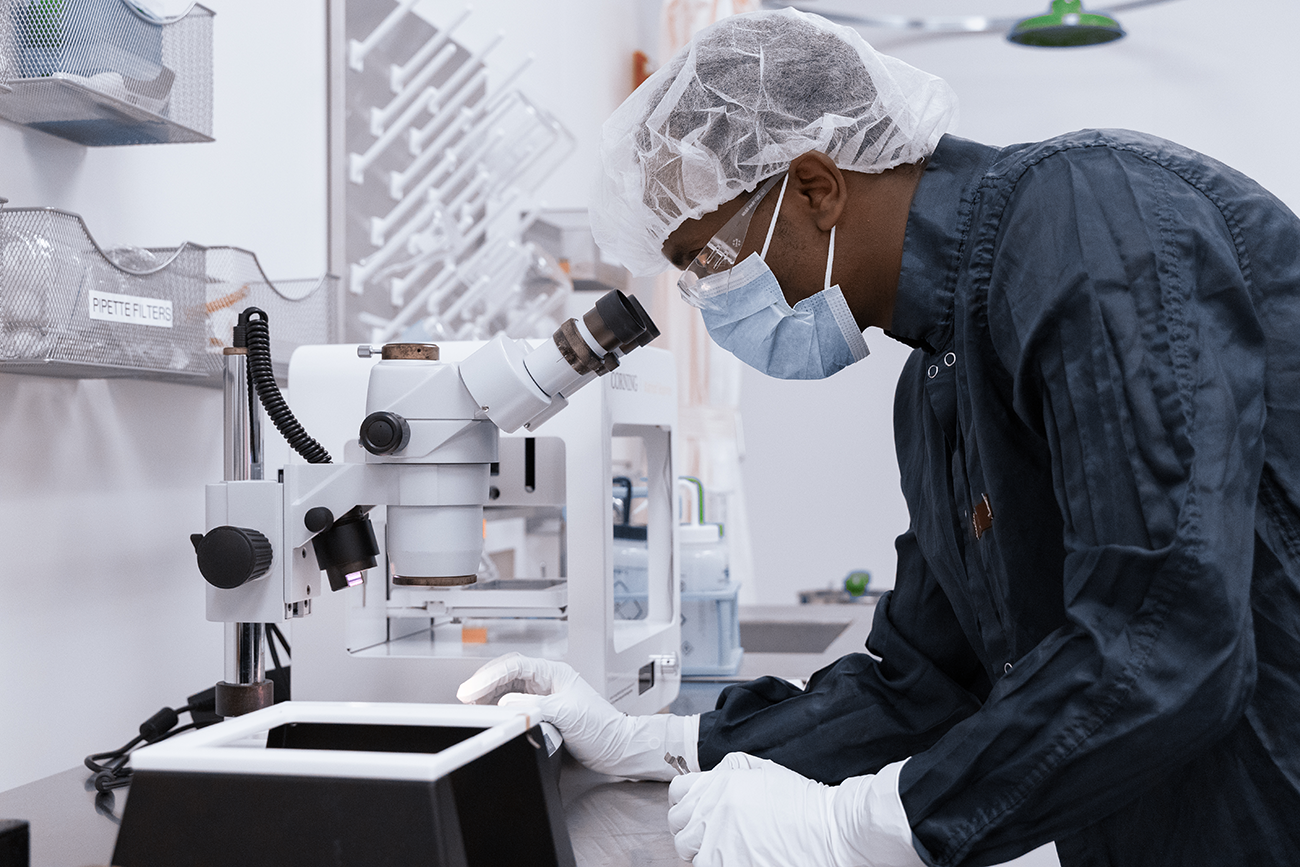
[695,175,870,380]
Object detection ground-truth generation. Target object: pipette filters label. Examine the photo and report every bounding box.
[88,290,173,328]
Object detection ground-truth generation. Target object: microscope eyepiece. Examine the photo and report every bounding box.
[546,290,659,381]
[619,295,660,352]
[586,290,651,351]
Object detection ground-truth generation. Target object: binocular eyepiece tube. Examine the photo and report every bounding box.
[524,290,659,398]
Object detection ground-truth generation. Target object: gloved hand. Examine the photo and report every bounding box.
[457,652,699,782]
[667,752,924,867]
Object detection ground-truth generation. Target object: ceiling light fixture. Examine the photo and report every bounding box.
[764,0,1177,47]
[1008,0,1124,46]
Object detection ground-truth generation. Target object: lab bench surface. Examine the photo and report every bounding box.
[0,602,1058,867]
[0,756,1057,867]
[0,756,680,867]
[0,602,882,867]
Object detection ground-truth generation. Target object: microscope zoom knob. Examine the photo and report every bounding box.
[191,526,274,590]
[359,411,410,455]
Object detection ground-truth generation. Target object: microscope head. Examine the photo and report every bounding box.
[359,290,658,586]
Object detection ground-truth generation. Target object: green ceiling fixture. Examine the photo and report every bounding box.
[1008,0,1126,46]
[768,0,1180,46]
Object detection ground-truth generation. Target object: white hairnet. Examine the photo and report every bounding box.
[591,7,958,277]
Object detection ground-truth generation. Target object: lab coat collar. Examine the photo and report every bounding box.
[889,135,1001,355]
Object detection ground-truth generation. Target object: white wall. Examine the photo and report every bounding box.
[740,0,1300,603]
[0,0,327,791]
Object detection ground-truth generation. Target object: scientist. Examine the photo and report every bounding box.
[459,8,1300,866]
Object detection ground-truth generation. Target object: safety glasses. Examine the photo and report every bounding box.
[677,173,784,308]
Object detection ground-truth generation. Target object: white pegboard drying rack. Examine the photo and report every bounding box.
[337,1,575,345]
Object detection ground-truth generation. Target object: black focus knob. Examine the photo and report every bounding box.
[304,506,334,533]
[359,411,410,455]
[190,526,274,590]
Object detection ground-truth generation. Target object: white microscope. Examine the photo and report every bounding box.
[191,290,680,719]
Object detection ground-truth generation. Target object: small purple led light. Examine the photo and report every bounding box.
[346,571,365,587]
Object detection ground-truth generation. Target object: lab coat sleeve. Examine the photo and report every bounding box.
[695,526,990,781]
[898,147,1265,866]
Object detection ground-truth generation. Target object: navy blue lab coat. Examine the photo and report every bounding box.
[696,131,1300,867]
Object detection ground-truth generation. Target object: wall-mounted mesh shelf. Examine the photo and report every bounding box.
[0,0,213,146]
[0,204,335,385]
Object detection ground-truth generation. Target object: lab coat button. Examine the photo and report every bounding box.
[927,364,939,378]
[1004,661,1014,674]
[944,352,956,367]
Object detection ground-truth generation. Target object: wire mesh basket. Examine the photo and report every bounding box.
[0,0,213,145]
[203,247,338,382]
[0,204,336,385]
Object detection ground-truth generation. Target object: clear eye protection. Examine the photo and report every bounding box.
[677,173,784,309]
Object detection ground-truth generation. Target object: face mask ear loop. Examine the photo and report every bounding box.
[824,225,837,291]
[759,174,790,260]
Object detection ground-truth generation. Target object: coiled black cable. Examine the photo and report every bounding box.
[240,307,332,464]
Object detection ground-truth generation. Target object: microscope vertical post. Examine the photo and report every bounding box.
[215,346,274,716]
[223,345,256,481]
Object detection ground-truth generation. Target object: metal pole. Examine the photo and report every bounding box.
[227,622,267,686]
[222,348,253,481]
[215,346,274,717]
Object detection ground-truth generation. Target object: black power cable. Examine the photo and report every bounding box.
[266,629,283,672]
[83,626,293,793]
[267,622,291,656]
[238,307,331,464]
[84,701,209,792]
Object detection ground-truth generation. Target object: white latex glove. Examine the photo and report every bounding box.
[457,652,699,782]
[667,752,925,867]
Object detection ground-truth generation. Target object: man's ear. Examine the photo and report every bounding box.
[788,151,847,232]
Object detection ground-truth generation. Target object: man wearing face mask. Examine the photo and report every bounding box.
[458,7,1300,867]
